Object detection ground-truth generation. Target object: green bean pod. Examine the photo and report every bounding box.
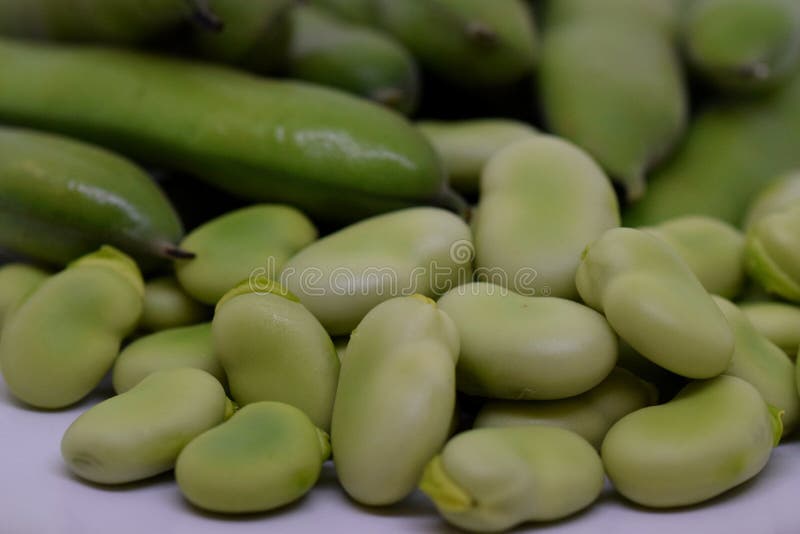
[112,323,224,394]
[0,38,456,222]
[417,119,537,196]
[420,426,604,532]
[61,368,229,484]
[282,207,472,336]
[714,297,799,434]
[0,0,210,44]
[288,5,419,115]
[309,0,376,25]
[602,375,782,508]
[576,228,734,378]
[0,263,49,333]
[744,170,800,228]
[176,401,330,513]
[0,126,184,270]
[643,216,745,299]
[623,73,800,226]
[543,0,679,39]
[140,276,209,332]
[539,17,687,200]
[175,205,317,305]
[473,136,619,299]
[683,0,800,92]
[190,0,293,74]
[746,204,800,302]
[212,279,339,430]
[740,301,800,357]
[438,282,618,400]
[372,0,537,87]
[0,246,143,408]
[331,295,459,506]
[473,368,657,448]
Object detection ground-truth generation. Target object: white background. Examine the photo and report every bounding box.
[2,378,799,534]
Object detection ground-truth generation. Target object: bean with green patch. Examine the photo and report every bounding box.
[140,276,209,332]
[176,401,330,513]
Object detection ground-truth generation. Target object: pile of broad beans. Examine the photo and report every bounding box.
[1,0,800,532]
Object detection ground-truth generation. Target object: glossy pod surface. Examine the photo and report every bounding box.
[0,39,451,222]
[212,280,339,430]
[112,323,224,394]
[602,375,781,508]
[331,295,459,506]
[473,136,619,299]
[683,0,800,91]
[0,126,183,270]
[746,204,800,302]
[289,5,419,115]
[372,0,537,87]
[473,368,657,448]
[420,426,604,532]
[740,301,800,356]
[643,216,745,299]
[139,276,208,332]
[0,263,49,332]
[61,368,229,484]
[176,401,330,514]
[282,207,472,335]
[417,119,537,195]
[175,205,317,305]
[714,296,799,433]
[0,247,143,408]
[438,282,617,400]
[576,228,734,378]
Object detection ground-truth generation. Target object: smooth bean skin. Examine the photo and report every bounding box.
[746,204,800,302]
[740,301,800,357]
[61,368,228,484]
[683,0,800,92]
[602,375,781,508]
[331,296,459,506]
[176,401,330,514]
[0,263,49,332]
[112,323,224,394]
[309,0,375,25]
[176,205,317,305]
[744,171,800,229]
[372,0,537,87]
[282,207,472,335]
[474,136,619,299]
[714,296,799,434]
[417,119,537,195]
[539,17,686,200]
[289,5,419,115]
[474,368,657,448]
[576,228,734,378]
[543,0,679,38]
[420,426,604,532]
[643,216,745,299]
[0,246,143,408]
[213,280,339,430]
[0,39,452,223]
[140,276,209,332]
[438,282,618,400]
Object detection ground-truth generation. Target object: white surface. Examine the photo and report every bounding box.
[2,378,800,534]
